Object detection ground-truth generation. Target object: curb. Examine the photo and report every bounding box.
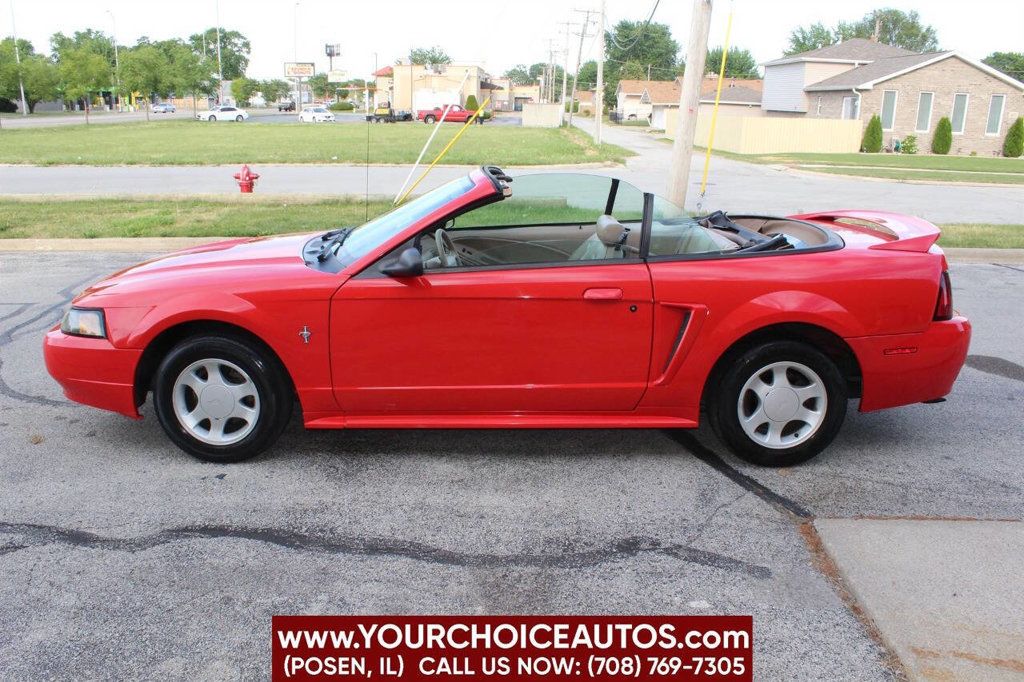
[2,239,1023,262]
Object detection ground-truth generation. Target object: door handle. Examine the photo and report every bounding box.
[583,288,623,301]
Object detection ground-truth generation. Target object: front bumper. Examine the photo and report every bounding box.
[849,316,972,412]
[43,329,143,418]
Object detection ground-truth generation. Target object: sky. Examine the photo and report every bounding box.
[5,0,1023,81]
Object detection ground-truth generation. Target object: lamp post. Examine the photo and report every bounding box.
[105,10,121,112]
[293,1,301,105]
[9,0,27,116]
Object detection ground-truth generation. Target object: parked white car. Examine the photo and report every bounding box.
[152,103,176,113]
[195,105,249,122]
[298,106,336,123]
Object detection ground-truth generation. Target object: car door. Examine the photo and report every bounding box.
[329,173,655,415]
[332,263,653,414]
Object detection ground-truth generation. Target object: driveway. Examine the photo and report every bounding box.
[0,252,1022,679]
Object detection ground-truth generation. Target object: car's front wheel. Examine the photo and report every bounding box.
[709,341,847,467]
[208,115,216,122]
[235,115,243,122]
[153,336,292,463]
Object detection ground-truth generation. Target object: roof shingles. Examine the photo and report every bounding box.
[765,37,917,66]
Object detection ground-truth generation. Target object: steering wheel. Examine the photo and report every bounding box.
[434,228,461,268]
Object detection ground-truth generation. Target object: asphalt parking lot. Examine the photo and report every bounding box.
[1,252,1022,679]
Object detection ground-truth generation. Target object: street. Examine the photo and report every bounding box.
[0,251,1021,680]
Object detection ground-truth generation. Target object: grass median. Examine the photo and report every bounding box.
[0,120,633,166]
[698,147,1024,184]
[1,198,1021,248]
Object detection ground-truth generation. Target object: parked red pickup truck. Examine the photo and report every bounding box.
[416,105,484,124]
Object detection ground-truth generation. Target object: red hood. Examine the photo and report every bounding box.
[75,232,320,304]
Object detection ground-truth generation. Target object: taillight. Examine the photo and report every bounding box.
[934,271,953,321]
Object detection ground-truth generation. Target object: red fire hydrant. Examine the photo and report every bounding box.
[233,164,260,193]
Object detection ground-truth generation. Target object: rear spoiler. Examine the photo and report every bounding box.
[791,210,941,253]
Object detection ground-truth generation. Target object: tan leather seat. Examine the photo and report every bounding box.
[570,215,629,260]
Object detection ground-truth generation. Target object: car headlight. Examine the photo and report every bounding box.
[60,307,107,338]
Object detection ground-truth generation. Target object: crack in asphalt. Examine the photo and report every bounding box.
[666,431,812,519]
[965,355,1024,383]
[0,275,99,407]
[0,522,772,579]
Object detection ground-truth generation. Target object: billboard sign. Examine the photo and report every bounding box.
[327,70,348,83]
[325,44,341,57]
[284,62,315,78]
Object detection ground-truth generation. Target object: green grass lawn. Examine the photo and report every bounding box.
[699,147,1024,184]
[1,198,1021,248]
[0,120,633,166]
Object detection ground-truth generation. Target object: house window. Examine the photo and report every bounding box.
[880,90,898,130]
[842,95,860,120]
[915,92,933,132]
[951,93,969,134]
[986,94,1006,135]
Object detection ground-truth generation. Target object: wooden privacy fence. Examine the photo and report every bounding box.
[665,110,863,154]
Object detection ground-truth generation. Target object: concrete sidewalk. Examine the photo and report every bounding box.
[817,519,1024,681]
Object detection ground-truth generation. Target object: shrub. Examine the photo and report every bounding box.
[1003,117,1024,157]
[900,135,918,154]
[479,110,492,120]
[465,94,479,112]
[564,100,580,113]
[932,116,952,154]
[0,97,18,113]
[861,115,883,153]
[329,101,354,111]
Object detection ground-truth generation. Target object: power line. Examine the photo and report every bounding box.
[607,0,662,55]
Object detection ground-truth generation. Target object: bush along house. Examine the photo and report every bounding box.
[762,38,1024,155]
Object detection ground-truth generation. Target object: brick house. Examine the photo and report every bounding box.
[763,38,1024,155]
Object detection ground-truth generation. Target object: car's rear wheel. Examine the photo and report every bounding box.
[424,114,436,124]
[153,336,292,463]
[208,115,216,122]
[709,341,847,467]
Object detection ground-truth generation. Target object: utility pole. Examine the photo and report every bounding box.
[667,0,713,208]
[9,0,27,116]
[568,9,594,129]
[595,0,605,144]
[647,63,652,81]
[106,10,120,112]
[559,21,572,122]
[215,0,223,104]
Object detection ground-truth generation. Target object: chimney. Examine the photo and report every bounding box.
[871,18,880,42]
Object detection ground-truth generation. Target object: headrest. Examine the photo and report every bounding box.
[596,215,627,246]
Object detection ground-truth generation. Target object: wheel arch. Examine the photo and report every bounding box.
[132,319,297,409]
[700,322,863,411]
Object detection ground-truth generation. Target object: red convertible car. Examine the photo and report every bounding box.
[44,167,970,466]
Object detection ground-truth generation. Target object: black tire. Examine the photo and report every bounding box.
[235,114,243,122]
[208,115,216,122]
[709,341,847,467]
[153,335,292,463]
[424,114,436,124]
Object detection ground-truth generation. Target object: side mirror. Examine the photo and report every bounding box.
[380,247,424,278]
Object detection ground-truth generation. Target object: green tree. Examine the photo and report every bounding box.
[861,114,883,152]
[604,20,680,102]
[58,47,112,122]
[705,46,759,78]
[337,88,350,100]
[19,55,61,112]
[259,79,290,103]
[503,64,531,85]
[932,116,952,154]
[307,72,331,100]
[465,93,479,111]
[187,28,250,80]
[409,46,451,65]
[51,29,116,66]
[1003,117,1024,158]
[983,52,1024,81]
[165,40,217,111]
[576,60,597,90]
[230,76,257,106]
[787,9,938,55]
[120,44,170,113]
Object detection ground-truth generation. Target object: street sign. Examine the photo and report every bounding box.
[284,62,315,78]
[325,44,341,57]
[328,70,348,83]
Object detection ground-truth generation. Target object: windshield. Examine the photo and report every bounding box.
[333,176,476,267]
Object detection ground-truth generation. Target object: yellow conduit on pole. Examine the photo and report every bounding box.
[699,5,733,197]
[396,96,492,206]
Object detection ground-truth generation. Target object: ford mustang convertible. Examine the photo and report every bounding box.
[44,167,970,466]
